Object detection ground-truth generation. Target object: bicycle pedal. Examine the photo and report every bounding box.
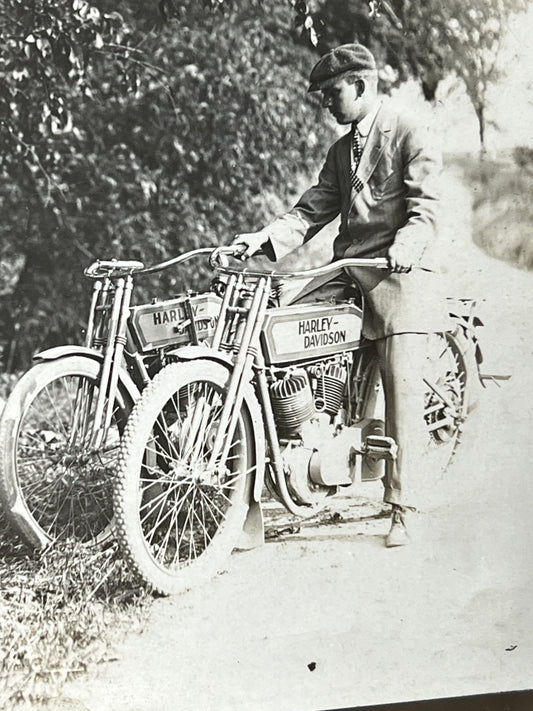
[363,435,398,460]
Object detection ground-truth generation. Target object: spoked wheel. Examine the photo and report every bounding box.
[0,356,132,548]
[423,331,468,471]
[113,360,256,596]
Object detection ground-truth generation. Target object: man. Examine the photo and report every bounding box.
[233,43,450,547]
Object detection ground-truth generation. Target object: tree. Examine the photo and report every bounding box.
[0,0,333,369]
[431,0,527,151]
[311,0,530,149]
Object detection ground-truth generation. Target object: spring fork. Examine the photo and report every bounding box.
[92,280,112,351]
[207,277,271,471]
[69,280,106,450]
[90,275,132,449]
[84,280,102,348]
[100,275,135,441]
[210,274,238,350]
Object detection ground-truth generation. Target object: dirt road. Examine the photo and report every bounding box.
[60,172,533,710]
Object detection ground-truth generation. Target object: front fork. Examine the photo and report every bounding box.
[205,274,305,515]
[70,275,135,452]
[207,276,271,471]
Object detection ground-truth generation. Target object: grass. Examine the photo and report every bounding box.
[450,151,533,272]
[0,372,151,709]
[0,516,150,709]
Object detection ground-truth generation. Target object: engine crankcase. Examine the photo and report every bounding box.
[307,424,360,487]
[282,441,326,507]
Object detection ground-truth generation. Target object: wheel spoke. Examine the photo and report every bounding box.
[9,369,123,546]
[114,363,253,593]
[197,484,229,521]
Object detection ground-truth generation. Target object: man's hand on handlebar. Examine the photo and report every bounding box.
[387,243,417,274]
[232,230,269,261]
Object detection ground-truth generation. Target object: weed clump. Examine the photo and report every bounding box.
[0,512,150,709]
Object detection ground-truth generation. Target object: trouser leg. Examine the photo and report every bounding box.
[375,333,430,509]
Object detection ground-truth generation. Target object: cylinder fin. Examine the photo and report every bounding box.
[269,372,314,434]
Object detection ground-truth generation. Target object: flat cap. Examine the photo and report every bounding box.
[308,43,376,92]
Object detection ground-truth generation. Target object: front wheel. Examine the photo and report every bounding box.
[113,360,256,596]
[0,356,133,548]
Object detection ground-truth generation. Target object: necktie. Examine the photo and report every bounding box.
[350,124,364,195]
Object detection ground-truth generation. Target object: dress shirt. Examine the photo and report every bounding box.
[351,100,381,171]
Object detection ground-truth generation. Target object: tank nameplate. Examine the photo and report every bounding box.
[130,293,221,351]
[261,303,362,365]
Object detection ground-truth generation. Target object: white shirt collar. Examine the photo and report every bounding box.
[356,100,381,138]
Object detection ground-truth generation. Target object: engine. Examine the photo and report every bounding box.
[268,357,350,436]
[267,357,362,506]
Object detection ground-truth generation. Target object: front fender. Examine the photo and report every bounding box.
[33,345,141,407]
[167,344,234,368]
[34,344,103,363]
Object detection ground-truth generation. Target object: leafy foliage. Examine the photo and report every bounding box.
[1,0,528,368]
[0,0,332,369]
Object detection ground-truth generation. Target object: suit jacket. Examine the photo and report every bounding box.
[264,100,442,271]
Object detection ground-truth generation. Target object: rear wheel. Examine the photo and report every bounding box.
[423,331,468,470]
[113,360,256,595]
[0,356,132,548]
[357,332,468,477]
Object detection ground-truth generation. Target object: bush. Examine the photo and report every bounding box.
[452,154,533,272]
[512,145,533,171]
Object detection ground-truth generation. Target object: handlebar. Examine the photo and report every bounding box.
[84,259,146,279]
[84,248,216,280]
[84,245,390,282]
[209,247,389,280]
[138,247,216,275]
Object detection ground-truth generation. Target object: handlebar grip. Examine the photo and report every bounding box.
[84,259,145,278]
[209,245,245,268]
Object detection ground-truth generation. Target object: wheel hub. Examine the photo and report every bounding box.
[425,383,461,443]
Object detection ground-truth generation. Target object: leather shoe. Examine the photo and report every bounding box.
[385,506,410,547]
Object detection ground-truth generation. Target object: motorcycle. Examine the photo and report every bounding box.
[0,249,223,549]
[111,246,485,595]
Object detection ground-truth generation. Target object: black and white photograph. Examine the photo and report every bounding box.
[0,1,532,710]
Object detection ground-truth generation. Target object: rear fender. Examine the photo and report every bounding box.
[447,299,484,365]
[33,345,141,406]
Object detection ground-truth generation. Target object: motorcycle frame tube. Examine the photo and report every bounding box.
[123,329,151,390]
[251,349,311,517]
[352,344,380,422]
